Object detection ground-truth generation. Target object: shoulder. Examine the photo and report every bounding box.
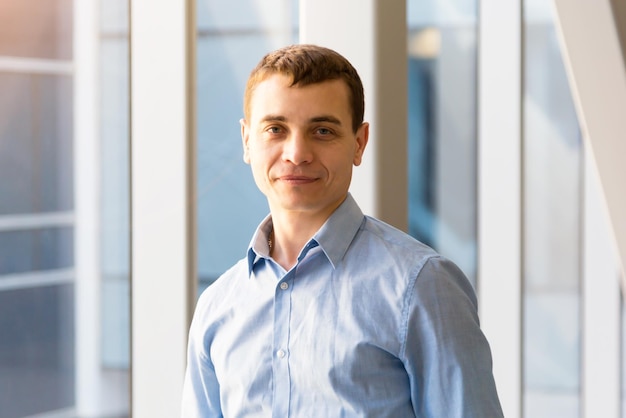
[358,215,439,267]
[357,216,476,305]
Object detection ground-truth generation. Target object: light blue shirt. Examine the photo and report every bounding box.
[182,194,503,417]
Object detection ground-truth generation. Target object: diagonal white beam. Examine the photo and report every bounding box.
[553,0,626,286]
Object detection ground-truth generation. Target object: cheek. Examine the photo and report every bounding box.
[329,157,355,180]
[249,158,271,183]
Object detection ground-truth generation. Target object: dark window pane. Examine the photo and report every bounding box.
[0,284,75,418]
[407,4,479,286]
[0,227,73,276]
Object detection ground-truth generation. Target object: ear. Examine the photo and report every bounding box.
[353,122,369,166]
[240,118,251,164]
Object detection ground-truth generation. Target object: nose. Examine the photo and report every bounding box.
[282,131,313,165]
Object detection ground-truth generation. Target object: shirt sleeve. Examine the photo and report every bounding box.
[401,256,504,418]
[181,303,223,418]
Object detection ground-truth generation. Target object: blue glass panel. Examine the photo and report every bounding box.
[407,0,478,285]
[0,284,75,418]
[0,227,73,276]
[523,1,582,416]
[0,73,73,216]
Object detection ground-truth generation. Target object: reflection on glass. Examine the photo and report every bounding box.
[406,0,478,285]
[196,0,299,294]
[523,1,582,416]
[0,0,73,60]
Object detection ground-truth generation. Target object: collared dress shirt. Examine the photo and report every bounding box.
[182,194,503,417]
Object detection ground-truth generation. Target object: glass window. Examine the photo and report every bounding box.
[98,0,131,401]
[0,0,130,416]
[523,0,582,416]
[0,74,73,216]
[196,0,299,295]
[0,285,75,417]
[0,5,75,414]
[406,0,478,285]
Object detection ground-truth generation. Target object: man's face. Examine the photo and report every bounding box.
[241,73,368,219]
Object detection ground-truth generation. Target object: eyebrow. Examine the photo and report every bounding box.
[260,115,287,123]
[259,114,343,126]
[310,115,342,126]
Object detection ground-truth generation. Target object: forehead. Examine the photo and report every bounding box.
[248,74,351,121]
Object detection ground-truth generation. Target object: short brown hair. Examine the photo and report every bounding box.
[243,44,365,133]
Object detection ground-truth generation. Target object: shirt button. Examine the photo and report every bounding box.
[276,349,286,358]
[280,282,289,290]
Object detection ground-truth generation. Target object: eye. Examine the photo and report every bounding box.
[313,127,337,140]
[316,127,332,135]
[263,125,286,138]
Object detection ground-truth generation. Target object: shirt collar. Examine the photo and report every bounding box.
[312,193,364,269]
[247,214,273,274]
[247,193,365,275]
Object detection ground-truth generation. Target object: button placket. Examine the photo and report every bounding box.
[271,271,292,416]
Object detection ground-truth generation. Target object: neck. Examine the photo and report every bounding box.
[268,212,325,270]
[267,196,347,269]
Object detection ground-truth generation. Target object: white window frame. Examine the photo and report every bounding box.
[477,1,523,417]
[130,0,196,416]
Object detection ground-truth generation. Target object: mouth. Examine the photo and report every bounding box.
[278,175,318,185]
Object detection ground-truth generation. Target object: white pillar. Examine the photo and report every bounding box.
[130,0,196,416]
[478,1,522,417]
[300,0,408,231]
[582,149,621,418]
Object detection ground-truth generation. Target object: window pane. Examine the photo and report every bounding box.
[0,285,74,418]
[99,0,131,377]
[0,228,73,276]
[523,1,582,416]
[0,0,73,59]
[196,0,299,294]
[95,0,131,414]
[0,74,73,215]
[406,0,478,285]
[0,4,76,414]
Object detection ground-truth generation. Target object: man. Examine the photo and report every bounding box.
[182,44,503,417]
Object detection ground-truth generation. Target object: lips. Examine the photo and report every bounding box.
[278,175,318,185]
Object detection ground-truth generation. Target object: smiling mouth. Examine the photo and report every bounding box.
[279,175,318,185]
